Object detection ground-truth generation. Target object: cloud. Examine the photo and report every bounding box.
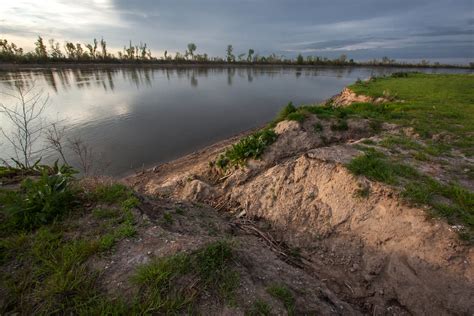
[0,0,126,48]
[1,0,473,60]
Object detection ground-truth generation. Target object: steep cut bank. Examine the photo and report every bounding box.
[129,73,474,315]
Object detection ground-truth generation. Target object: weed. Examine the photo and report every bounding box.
[0,171,77,231]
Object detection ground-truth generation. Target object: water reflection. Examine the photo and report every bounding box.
[0,66,471,176]
[1,66,469,93]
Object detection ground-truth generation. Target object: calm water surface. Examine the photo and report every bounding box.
[0,66,470,175]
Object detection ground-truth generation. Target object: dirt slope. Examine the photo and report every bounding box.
[128,115,473,315]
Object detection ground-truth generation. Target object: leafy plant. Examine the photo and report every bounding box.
[1,169,78,230]
[216,129,277,169]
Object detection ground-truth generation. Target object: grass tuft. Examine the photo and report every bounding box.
[267,283,295,315]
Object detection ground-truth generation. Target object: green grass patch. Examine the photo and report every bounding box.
[347,149,419,185]
[266,283,295,316]
[90,183,133,204]
[132,240,239,314]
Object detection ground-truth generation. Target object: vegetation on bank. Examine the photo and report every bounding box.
[1,36,471,68]
[215,73,473,239]
[0,163,243,314]
[215,128,277,169]
[303,73,474,238]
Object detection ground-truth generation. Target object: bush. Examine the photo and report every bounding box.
[0,170,77,231]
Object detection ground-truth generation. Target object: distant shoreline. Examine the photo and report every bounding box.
[0,62,472,70]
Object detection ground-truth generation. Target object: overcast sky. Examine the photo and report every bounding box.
[1,0,473,62]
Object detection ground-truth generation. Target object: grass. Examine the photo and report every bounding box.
[213,73,474,237]
[247,299,272,316]
[347,149,474,240]
[0,181,141,314]
[266,283,295,315]
[132,240,239,314]
[347,149,419,185]
[349,73,474,155]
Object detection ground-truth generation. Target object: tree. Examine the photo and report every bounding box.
[75,43,85,60]
[187,43,197,60]
[34,36,48,59]
[100,38,107,59]
[338,54,347,64]
[226,45,235,62]
[49,39,63,59]
[237,53,245,61]
[296,54,304,65]
[0,81,49,167]
[247,49,254,62]
[64,42,76,59]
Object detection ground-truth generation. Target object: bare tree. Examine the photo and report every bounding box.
[69,137,94,176]
[46,122,69,165]
[0,81,49,167]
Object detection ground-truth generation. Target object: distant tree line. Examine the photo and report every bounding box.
[0,36,471,68]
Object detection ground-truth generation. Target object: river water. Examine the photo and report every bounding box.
[0,66,470,175]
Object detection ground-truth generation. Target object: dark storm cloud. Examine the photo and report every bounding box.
[2,0,473,61]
